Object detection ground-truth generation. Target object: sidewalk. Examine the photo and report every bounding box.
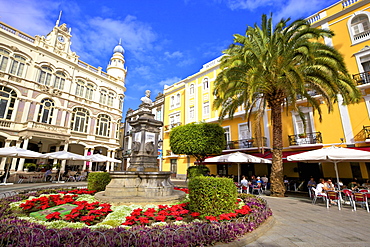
[247,194,370,247]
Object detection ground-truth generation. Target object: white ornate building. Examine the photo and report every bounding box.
[0,19,127,172]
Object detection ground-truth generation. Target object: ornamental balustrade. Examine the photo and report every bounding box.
[288,131,323,146]
[225,137,267,150]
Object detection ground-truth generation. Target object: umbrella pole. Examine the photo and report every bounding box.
[334,161,342,210]
[238,163,240,184]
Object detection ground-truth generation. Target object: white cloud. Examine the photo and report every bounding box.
[225,0,277,11]
[158,77,182,87]
[164,51,183,59]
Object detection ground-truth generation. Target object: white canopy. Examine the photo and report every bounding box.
[45,151,89,161]
[287,146,370,192]
[85,154,122,163]
[204,151,271,183]
[0,146,48,158]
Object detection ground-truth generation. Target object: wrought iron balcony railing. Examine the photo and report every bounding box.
[353,71,370,85]
[225,137,267,150]
[363,126,370,139]
[288,132,322,146]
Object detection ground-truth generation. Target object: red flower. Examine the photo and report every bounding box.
[138,217,150,224]
[131,208,143,216]
[45,212,61,220]
[175,217,183,221]
[154,215,167,222]
[190,212,200,217]
[205,216,218,221]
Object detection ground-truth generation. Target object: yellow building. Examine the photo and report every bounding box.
[162,0,370,186]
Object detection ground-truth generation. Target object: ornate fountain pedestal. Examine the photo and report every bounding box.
[95,92,185,206]
[95,171,185,206]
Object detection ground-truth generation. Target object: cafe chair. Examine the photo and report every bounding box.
[342,189,354,207]
[352,192,369,212]
[311,188,327,206]
[326,190,341,210]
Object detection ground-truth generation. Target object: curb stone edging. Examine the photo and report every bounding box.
[214,215,276,247]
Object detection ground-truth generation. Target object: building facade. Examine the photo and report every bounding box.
[0,19,126,173]
[162,0,370,184]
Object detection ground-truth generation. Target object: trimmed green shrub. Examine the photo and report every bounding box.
[87,172,111,192]
[188,176,237,216]
[186,165,210,179]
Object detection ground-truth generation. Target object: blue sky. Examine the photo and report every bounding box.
[0,0,339,116]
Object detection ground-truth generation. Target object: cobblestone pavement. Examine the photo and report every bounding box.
[247,194,370,247]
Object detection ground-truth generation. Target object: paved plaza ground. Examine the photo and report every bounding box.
[1,180,369,246]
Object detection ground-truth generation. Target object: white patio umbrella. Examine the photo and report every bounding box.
[45,151,89,161]
[45,151,90,183]
[204,151,271,183]
[287,146,370,191]
[0,146,48,158]
[0,147,47,185]
[85,154,122,163]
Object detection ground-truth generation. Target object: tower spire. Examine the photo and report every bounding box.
[55,11,62,27]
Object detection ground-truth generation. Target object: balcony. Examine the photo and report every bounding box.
[353,71,370,85]
[164,122,182,132]
[363,126,370,140]
[225,137,267,150]
[288,132,323,146]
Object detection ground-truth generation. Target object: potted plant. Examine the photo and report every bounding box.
[298,133,307,138]
[24,163,37,172]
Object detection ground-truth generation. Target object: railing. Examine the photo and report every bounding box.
[363,126,370,139]
[0,120,14,128]
[307,13,321,24]
[288,132,323,146]
[354,29,370,42]
[342,0,359,8]
[22,121,70,134]
[353,71,370,85]
[0,22,35,43]
[225,137,267,150]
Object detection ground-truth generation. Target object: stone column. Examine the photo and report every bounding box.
[111,150,116,171]
[83,147,89,171]
[18,137,31,171]
[10,140,23,171]
[0,139,12,171]
[61,142,69,171]
[105,150,111,171]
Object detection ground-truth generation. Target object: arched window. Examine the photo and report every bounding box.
[96,114,111,137]
[75,80,85,97]
[119,96,124,110]
[170,95,175,109]
[116,119,121,139]
[189,84,194,95]
[10,55,26,77]
[100,89,107,104]
[54,71,66,90]
[37,98,54,124]
[0,86,17,120]
[0,48,10,72]
[107,92,114,106]
[37,66,53,85]
[203,78,209,90]
[176,93,180,107]
[85,83,94,100]
[71,107,89,133]
[348,13,370,44]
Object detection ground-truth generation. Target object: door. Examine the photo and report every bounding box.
[297,162,321,191]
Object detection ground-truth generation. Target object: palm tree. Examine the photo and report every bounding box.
[213,14,361,197]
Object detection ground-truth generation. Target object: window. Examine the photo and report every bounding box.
[96,114,111,137]
[10,55,26,77]
[75,80,85,97]
[85,84,94,100]
[176,93,180,107]
[37,66,53,85]
[224,126,231,143]
[37,98,54,124]
[170,159,177,174]
[239,123,252,148]
[119,96,124,110]
[189,106,194,119]
[116,120,120,139]
[100,89,107,104]
[0,48,10,72]
[189,84,194,95]
[294,112,313,135]
[169,113,180,128]
[203,78,209,90]
[203,101,209,117]
[348,13,370,44]
[156,108,162,121]
[170,96,175,109]
[107,92,114,106]
[54,71,66,90]
[0,86,16,120]
[71,107,89,133]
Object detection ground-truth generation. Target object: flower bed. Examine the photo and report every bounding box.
[0,187,272,246]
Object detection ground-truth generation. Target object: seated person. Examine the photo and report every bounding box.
[63,169,76,182]
[77,169,88,181]
[348,178,359,191]
[315,178,328,195]
[325,179,335,191]
[362,179,370,189]
[307,177,317,189]
[44,169,52,182]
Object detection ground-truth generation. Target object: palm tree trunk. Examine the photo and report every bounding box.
[270,103,285,197]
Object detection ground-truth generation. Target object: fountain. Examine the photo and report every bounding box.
[95,90,185,205]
